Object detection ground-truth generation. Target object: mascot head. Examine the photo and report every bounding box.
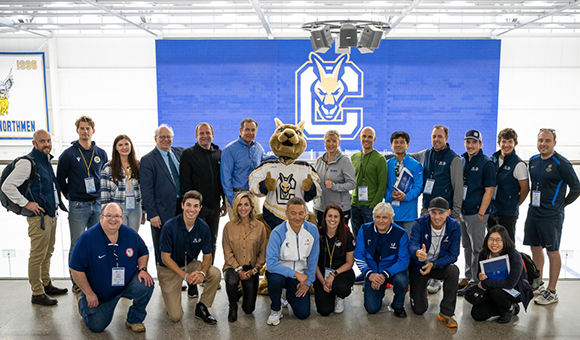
[269,118,307,165]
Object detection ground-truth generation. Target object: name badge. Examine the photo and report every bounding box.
[112,267,125,286]
[424,179,435,195]
[53,187,59,204]
[532,190,541,207]
[462,185,468,201]
[392,200,400,207]
[84,177,96,194]
[324,267,334,280]
[358,186,368,201]
[126,195,135,210]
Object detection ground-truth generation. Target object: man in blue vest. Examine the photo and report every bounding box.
[458,129,495,295]
[489,128,529,242]
[2,130,68,306]
[525,128,580,305]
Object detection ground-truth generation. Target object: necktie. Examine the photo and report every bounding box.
[167,153,181,196]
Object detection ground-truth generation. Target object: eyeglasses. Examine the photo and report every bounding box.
[157,135,173,140]
[488,238,503,244]
[103,214,123,220]
[539,128,556,133]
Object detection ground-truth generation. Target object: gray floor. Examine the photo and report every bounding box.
[0,279,577,340]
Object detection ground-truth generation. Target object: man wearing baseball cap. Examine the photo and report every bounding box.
[458,130,496,295]
[409,197,461,328]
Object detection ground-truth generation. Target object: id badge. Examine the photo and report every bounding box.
[126,195,136,210]
[392,200,400,207]
[54,189,59,203]
[84,177,96,194]
[462,185,468,201]
[532,190,541,207]
[324,267,334,280]
[424,179,435,195]
[492,186,498,200]
[112,267,125,286]
[358,186,368,201]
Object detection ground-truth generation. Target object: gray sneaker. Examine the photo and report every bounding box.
[535,289,558,305]
[267,309,283,326]
[427,279,442,294]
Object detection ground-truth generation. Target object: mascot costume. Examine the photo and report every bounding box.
[249,118,321,294]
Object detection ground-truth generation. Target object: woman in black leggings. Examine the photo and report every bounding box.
[471,225,533,323]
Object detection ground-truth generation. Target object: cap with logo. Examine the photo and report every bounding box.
[464,129,482,142]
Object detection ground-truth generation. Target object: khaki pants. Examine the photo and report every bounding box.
[226,199,235,221]
[157,261,221,322]
[27,215,57,295]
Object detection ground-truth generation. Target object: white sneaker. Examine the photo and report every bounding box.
[334,297,345,314]
[267,309,283,326]
[535,281,546,295]
[427,279,442,294]
[535,289,558,305]
[281,288,288,308]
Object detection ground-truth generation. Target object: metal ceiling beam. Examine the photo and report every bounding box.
[0,17,52,37]
[387,0,425,33]
[249,0,274,39]
[82,0,160,37]
[493,0,580,36]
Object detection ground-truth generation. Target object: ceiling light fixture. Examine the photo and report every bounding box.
[302,20,390,54]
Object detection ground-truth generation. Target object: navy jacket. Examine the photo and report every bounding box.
[490,150,525,216]
[408,214,461,274]
[140,146,184,224]
[27,148,67,217]
[422,144,459,210]
[462,149,496,215]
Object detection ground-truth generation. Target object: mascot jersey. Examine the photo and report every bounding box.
[249,159,321,229]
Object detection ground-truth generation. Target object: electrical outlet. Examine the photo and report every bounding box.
[2,249,16,258]
[561,250,574,259]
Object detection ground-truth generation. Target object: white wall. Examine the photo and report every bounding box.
[1,36,579,279]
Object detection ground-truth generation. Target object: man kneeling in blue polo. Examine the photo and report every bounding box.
[354,202,410,317]
[265,197,319,326]
[70,203,154,333]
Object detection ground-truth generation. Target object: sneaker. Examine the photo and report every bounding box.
[437,313,458,328]
[535,289,558,305]
[334,297,345,314]
[187,284,199,299]
[457,279,469,290]
[267,309,283,326]
[354,273,365,285]
[427,279,442,294]
[125,321,146,333]
[535,281,546,295]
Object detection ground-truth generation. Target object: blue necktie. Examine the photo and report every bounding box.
[167,153,181,197]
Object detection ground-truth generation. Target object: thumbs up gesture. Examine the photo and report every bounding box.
[301,174,314,192]
[265,171,276,191]
[416,244,427,262]
[325,176,333,189]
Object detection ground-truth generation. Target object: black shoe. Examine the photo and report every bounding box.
[228,303,238,323]
[31,293,57,306]
[188,284,199,298]
[195,303,217,325]
[497,310,513,323]
[390,303,407,318]
[44,282,68,296]
[512,303,520,316]
[457,283,474,296]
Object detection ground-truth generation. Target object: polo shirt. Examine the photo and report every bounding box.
[159,214,212,267]
[317,232,355,271]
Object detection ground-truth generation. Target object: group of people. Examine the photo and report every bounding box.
[2,114,579,333]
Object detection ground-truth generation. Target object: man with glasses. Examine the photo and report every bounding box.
[141,124,184,266]
[70,203,154,333]
[525,128,580,305]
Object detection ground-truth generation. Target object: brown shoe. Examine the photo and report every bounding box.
[458,279,469,289]
[125,321,146,333]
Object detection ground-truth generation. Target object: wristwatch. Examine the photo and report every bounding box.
[139,267,147,272]
[235,266,243,273]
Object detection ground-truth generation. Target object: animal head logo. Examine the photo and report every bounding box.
[278,173,296,201]
[295,52,363,140]
[0,69,14,116]
[269,118,307,165]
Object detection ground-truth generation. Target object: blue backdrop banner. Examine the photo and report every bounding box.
[156,39,501,156]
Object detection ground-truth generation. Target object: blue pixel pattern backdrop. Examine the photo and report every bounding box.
[156,39,501,155]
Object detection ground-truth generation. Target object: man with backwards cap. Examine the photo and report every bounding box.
[458,130,495,295]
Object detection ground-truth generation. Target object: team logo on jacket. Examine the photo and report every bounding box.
[390,243,397,250]
[278,173,297,203]
[295,52,363,140]
[546,164,553,172]
[94,156,102,164]
[126,248,134,257]
[471,166,479,172]
[503,166,511,171]
[443,236,449,243]
[192,238,202,243]
[438,161,447,166]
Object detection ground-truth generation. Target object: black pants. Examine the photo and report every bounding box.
[199,204,221,263]
[313,269,355,316]
[488,214,518,243]
[315,209,351,227]
[409,264,459,317]
[471,288,521,321]
[150,198,183,266]
[224,266,259,314]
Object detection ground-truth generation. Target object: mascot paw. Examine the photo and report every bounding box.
[301,174,313,192]
[265,171,277,191]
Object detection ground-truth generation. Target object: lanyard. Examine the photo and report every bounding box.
[325,236,336,268]
[430,224,446,259]
[108,243,119,267]
[78,147,95,177]
[124,166,132,191]
[360,152,370,186]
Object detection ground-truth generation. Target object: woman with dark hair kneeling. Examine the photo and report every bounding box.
[471,225,533,323]
[314,204,356,316]
[222,191,267,322]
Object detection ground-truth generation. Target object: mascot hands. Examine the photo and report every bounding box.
[265,171,277,191]
[301,174,314,192]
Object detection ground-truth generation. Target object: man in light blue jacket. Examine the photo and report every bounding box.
[265,197,320,325]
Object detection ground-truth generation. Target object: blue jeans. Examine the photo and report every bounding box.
[351,205,374,239]
[120,202,142,233]
[68,200,101,255]
[78,272,154,333]
[363,270,408,314]
[266,271,311,320]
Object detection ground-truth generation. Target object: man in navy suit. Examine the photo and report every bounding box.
[141,124,184,266]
